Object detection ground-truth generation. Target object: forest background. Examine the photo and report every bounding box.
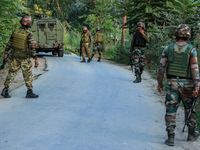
[1,0,200,130]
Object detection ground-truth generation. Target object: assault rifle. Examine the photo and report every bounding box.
[80,44,82,60]
[182,96,197,132]
[130,56,133,73]
[0,52,11,70]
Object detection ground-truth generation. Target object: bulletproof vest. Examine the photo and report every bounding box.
[81,32,90,43]
[133,30,147,47]
[11,28,30,58]
[167,43,193,78]
[96,33,103,43]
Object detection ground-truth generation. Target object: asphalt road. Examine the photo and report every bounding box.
[0,55,199,150]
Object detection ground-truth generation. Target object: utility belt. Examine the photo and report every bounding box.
[12,48,31,59]
[134,46,145,49]
[167,75,192,80]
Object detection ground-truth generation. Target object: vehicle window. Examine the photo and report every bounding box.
[48,23,55,31]
[39,23,45,31]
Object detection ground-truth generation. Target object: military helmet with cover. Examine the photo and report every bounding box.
[20,15,32,28]
[82,26,88,31]
[137,22,145,29]
[96,27,100,31]
[175,24,191,39]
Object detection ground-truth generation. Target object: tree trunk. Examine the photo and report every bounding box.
[121,0,127,45]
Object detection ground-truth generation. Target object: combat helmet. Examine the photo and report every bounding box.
[20,15,32,28]
[175,24,191,39]
[137,22,145,29]
[82,26,88,31]
[96,27,100,31]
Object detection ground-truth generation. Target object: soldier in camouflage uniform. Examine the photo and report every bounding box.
[91,27,104,62]
[157,24,200,146]
[1,16,39,98]
[80,26,92,63]
[130,22,150,83]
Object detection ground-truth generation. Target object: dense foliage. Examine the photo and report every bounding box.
[1,0,200,69]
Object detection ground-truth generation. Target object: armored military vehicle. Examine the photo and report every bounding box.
[31,14,64,57]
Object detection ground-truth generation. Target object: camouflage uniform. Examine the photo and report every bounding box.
[130,22,150,83]
[4,27,37,90]
[80,29,92,62]
[91,28,104,62]
[157,24,200,146]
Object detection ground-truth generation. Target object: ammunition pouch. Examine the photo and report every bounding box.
[11,29,30,59]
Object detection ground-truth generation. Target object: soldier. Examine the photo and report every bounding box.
[1,16,39,98]
[157,24,200,146]
[80,26,92,63]
[129,22,150,83]
[91,27,104,62]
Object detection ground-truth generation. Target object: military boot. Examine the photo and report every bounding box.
[187,128,200,141]
[138,74,142,82]
[80,59,86,63]
[90,54,94,61]
[25,89,39,98]
[133,75,140,83]
[87,58,91,63]
[97,57,101,62]
[1,87,11,98]
[165,133,175,146]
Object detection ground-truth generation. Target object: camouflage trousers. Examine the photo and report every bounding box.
[4,58,33,90]
[92,43,103,58]
[81,43,91,60]
[132,48,146,76]
[165,78,197,133]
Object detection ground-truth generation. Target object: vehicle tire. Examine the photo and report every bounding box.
[58,48,64,57]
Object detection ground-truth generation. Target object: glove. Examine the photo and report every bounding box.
[34,58,39,68]
[192,90,199,97]
[157,84,163,94]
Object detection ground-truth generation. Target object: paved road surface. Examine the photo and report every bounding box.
[0,55,199,150]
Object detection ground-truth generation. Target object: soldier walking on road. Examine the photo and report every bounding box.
[157,24,200,146]
[91,27,104,62]
[1,16,39,98]
[129,22,150,83]
[80,26,92,63]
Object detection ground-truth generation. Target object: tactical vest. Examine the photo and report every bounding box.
[134,30,147,47]
[96,33,103,43]
[11,28,30,58]
[81,32,90,43]
[167,43,193,78]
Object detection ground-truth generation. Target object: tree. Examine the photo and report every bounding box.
[167,0,200,25]
[0,0,25,61]
[81,0,115,33]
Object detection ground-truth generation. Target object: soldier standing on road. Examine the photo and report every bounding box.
[157,24,200,146]
[129,22,150,83]
[80,26,92,63]
[91,27,104,62]
[1,16,39,98]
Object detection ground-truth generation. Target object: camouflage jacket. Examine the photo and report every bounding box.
[157,42,200,90]
[4,27,37,58]
[80,31,92,44]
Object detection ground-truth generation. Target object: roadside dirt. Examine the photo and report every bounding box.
[0,57,47,92]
